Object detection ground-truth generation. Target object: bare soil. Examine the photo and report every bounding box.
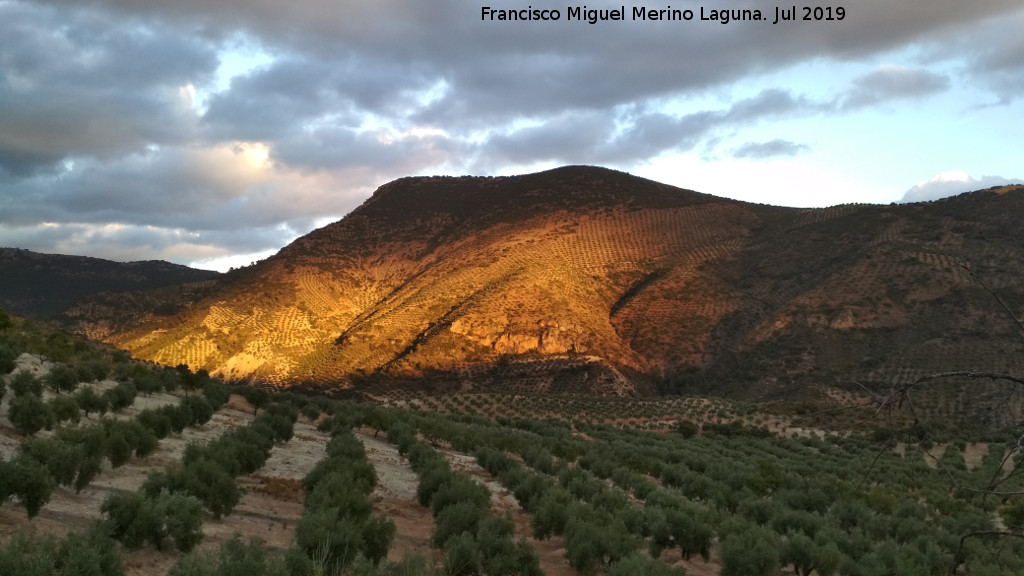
[355,428,440,564]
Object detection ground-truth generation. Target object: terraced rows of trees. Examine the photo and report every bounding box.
[385,409,1024,575]
[5,306,1024,575]
[384,393,769,433]
[146,397,1024,575]
[0,313,245,572]
[386,419,542,576]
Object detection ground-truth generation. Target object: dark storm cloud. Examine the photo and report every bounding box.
[33,0,1024,123]
[0,2,216,175]
[200,56,438,142]
[733,140,810,160]
[0,146,370,231]
[963,12,1024,103]
[3,0,1023,265]
[479,111,617,168]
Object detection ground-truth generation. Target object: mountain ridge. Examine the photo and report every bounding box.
[0,247,220,320]
[6,168,1024,408]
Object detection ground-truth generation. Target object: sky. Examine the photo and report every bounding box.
[0,0,1021,271]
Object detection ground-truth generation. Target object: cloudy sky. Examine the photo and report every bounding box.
[1,0,1021,271]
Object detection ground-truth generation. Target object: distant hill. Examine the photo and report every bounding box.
[46,168,1024,406]
[0,248,220,320]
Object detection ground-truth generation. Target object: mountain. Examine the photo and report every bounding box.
[55,167,1024,403]
[0,248,220,320]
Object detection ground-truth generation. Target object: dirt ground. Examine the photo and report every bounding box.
[119,397,333,575]
[355,428,441,565]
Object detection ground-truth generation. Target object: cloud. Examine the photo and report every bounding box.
[733,140,810,160]
[0,221,272,264]
[273,124,462,174]
[1,0,1022,264]
[0,142,373,264]
[964,12,1024,103]
[900,171,1022,203]
[31,0,1023,125]
[476,89,814,170]
[837,65,950,110]
[199,55,439,142]
[0,2,216,175]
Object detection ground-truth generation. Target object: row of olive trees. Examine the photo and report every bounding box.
[100,398,297,555]
[1,353,225,438]
[292,423,395,572]
[165,398,436,576]
[137,401,297,518]
[413,416,683,576]
[0,523,124,576]
[0,379,224,518]
[408,404,1017,576]
[3,366,130,436]
[388,417,543,576]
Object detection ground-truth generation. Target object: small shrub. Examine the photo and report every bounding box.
[0,343,17,374]
[46,363,80,393]
[138,409,173,439]
[75,386,109,416]
[203,381,229,409]
[607,554,686,576]
[19,437,83,487]
[48,395,81,424]
[56,523,124,576]
[10,369,42,397]
[162,404,193,433]
[104,430,133,468]
[9,457,55,517]
[9,393,53,436]
[432,501,487,548]
[675,419,699,439]
[180,458,241,519]
[103,381,137,412]
[241,387,271,416]
[0,523,123,576]
[75,359,109,383]
[170,535,288,576]
[720,525,780,576]
[181,396,214,426]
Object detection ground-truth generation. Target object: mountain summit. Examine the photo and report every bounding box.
[58,167,1024,400]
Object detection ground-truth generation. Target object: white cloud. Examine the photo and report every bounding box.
[189,248,279,272]
[900,171,1021,203]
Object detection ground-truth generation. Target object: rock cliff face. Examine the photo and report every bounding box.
[50,168,1024,399]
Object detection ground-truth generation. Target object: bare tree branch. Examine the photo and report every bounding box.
[959,263,1024,342]
[949,530,1024,575]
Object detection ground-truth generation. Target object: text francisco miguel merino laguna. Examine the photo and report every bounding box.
[480,5,847,25]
